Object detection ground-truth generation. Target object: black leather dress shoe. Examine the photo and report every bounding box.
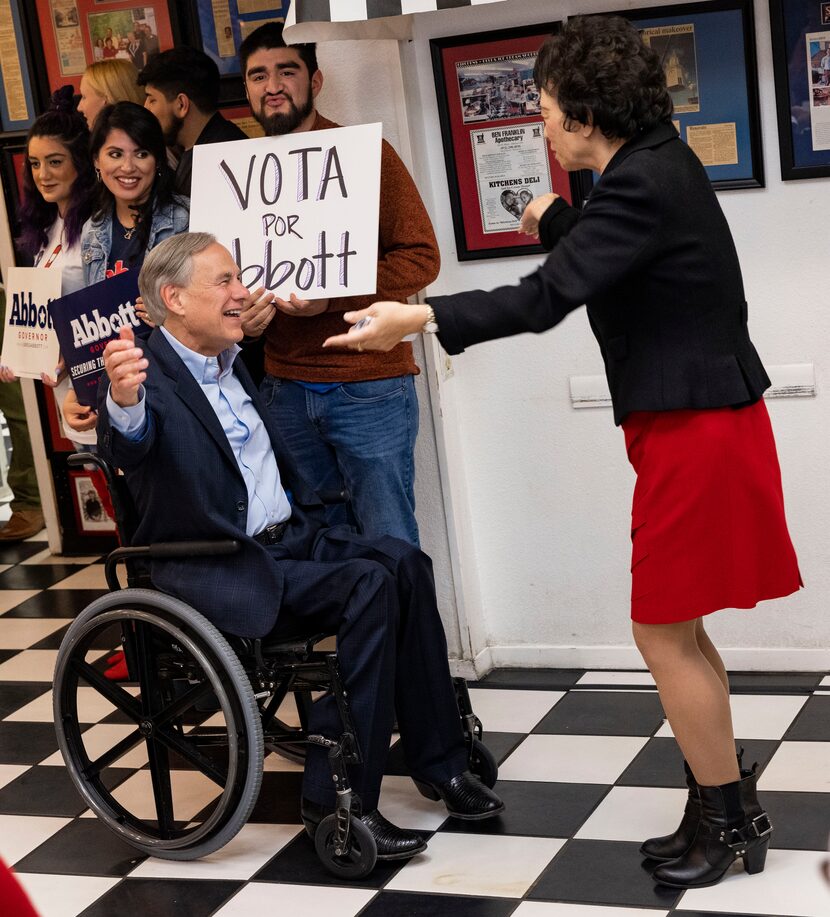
[301,799,427,860]
[421,771,505,820]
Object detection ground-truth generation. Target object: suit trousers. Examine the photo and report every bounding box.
[266,522,468,810]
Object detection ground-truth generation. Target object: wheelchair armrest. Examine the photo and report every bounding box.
[145,540,241,559]
[104,540,240,590]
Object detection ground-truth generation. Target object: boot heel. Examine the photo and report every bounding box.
[743,838,769,875]
[412,778,441,801]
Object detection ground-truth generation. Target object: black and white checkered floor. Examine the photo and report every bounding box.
[0,535,828,917]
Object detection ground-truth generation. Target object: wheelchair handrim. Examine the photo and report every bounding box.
[54,605,252,852]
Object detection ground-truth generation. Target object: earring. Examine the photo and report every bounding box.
[95,168,101,182]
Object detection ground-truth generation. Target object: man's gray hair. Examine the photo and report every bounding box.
[138,232,218,325]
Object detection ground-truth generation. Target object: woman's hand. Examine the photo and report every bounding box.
[62,387,98,433]
[240,286,277,338]
[0,365,17,383]
[323,302,427,352]
[40,357,66,388]
[135,295,155,329]
[518,192,560,238]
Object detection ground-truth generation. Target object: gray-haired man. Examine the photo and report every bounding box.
[96,233,503,860]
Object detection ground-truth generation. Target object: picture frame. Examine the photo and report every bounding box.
[603,0,764,190]
[32,0,180,93]
[769,0,830,179]
[68,469,117,535]
[430,23,590,262]
[0,0,47,132]
[188,0,287,77]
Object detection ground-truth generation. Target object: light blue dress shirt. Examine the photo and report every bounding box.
[107,327,292,536]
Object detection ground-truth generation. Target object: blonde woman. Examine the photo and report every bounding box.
[77,59,143,130]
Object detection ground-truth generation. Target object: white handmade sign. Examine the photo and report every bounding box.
[1,267,63,379]
[189,123,382,299]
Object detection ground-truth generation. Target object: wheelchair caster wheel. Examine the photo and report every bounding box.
[412,778,441,802]
[470,737,499,789]
[314,813,377,879]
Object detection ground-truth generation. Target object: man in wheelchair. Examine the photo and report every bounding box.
[95,232,504,862]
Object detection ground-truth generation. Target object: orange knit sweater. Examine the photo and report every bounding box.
[263,113,440,382]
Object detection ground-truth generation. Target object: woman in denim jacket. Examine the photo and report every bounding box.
[81,101,189,288]
[67,102,188,435]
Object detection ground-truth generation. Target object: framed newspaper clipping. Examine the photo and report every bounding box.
[604,0,764,189]
[0,0,46,132]
[430,23,590,262]
[769,0,830,179]
[33,0,180,93]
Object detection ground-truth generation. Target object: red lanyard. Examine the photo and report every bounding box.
[42,243,62,268]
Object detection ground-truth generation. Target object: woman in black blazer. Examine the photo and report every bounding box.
[325,16,801,890]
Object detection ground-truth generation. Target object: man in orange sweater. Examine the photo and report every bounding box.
[238,23,439,545]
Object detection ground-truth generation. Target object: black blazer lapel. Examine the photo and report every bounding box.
[147,329,240,475]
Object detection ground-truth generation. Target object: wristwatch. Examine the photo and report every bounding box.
[422,304,439,334]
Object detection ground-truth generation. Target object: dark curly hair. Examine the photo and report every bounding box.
[90,101,177,264]
[17,85,95,258]
[533,16,672,140]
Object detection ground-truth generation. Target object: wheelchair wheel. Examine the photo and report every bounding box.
[314,813,377,879]
[469,737,499,789]
[53,589,263,860]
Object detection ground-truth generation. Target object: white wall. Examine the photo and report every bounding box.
[315,0,830,671]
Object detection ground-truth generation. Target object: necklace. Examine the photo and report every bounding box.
[123,225,136,240]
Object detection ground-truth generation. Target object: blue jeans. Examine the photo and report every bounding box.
[261,374,420,545]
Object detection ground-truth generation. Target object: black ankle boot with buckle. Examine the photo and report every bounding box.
[652,763,772,888]
[640,748,747,862]
[301,798,427,861]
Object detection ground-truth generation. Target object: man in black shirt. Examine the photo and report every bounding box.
[138,47,247,197]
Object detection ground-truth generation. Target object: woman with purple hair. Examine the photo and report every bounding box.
[13,85,99,450]
[17,86,95,293]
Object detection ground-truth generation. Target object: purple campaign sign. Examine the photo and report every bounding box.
[48,272,142,407]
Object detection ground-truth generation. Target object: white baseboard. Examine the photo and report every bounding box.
[463,644,830,676]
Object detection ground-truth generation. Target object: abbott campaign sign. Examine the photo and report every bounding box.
[1,267,63,379]
[189,123,382,298]
[49,271,141,407]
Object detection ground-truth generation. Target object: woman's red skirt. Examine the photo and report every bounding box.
[622,399,801,624]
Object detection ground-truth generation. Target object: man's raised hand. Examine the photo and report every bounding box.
[104,326,147,407]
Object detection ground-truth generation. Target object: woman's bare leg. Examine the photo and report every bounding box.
[634,618,738,786]
[694,617,730,697]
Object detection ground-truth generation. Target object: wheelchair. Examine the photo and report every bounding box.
[53,454,498,879]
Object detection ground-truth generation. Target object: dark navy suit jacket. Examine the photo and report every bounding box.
[96,328,326,638]
[430,122,770,425]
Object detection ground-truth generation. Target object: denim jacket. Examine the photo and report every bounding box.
[80,196,190,286]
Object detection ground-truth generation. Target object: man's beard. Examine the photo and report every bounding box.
[163,113,185,148]
[256,87,314,136]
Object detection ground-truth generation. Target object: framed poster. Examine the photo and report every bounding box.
[770,0,830,179]
[431,23,589,262]
[33,0,179,92]
[604,0,763,189]
[0,0,39,132]
[189,0,288,78]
